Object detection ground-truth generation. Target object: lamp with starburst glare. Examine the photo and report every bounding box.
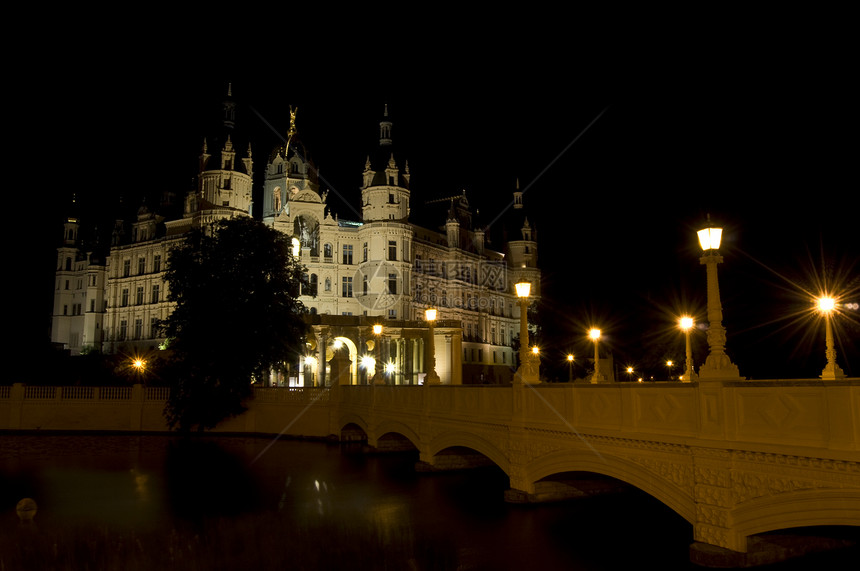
[515,282,539,384]
[424,308,441,385]
[817,296,846,380]
[680,316,694,382]
[589,328,601,383]
[697,219,741,380]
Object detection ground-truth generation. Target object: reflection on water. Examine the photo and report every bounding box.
[1,434,856,570]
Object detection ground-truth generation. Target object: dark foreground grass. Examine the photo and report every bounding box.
[2,512,459,571]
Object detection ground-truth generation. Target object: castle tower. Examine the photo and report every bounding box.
[263,106,322,226]
[361,104,410,222]
[178,84,255,229]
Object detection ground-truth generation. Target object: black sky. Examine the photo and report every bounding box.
[22,73,858,381]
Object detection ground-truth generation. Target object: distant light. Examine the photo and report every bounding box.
[589,329,601,340]
[425,308,437,321]
[360,355,376,370]
[666,360,673,367]
[515,282,531,298]
[680,316,694,330]
[373,324,383,335]
[332,339,343,349]
[132,359,146,370]
[817,297,836,313]
[626,367,634,373]
[567,354,574,362]
[531,346,540,355]
[384,362,396,374]
[697,227,722,251]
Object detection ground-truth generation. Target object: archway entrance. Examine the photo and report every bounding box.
[329,336,358,385]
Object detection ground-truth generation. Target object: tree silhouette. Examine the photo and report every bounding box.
[160,217,307,432]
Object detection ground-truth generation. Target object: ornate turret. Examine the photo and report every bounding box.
[263,106,322,224]
[185,84,254,220]
[361,104,410,222]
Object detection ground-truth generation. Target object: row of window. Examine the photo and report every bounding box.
[114,317,161,341]
[121,254,162,278]
[61,299,106,315]
[463,347,509,364]
[120,285,161,306]
[315,241,399,265]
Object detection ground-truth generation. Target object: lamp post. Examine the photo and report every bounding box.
[515,281,539,384]
[567,354,574,383]
[697,220,741,380]
[626,366,634,382]
[372,323,384,385]
[679,316,694,382]
[817,296,846,380]
[589,328,601,383]
[424,308,441,385]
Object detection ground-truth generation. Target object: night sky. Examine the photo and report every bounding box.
[20,73,858,381]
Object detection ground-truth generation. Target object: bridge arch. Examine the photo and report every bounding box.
[427,431,511,475]
[526,447,696,524]
[338,415,369,439]
[733,488,860,538]
[373,419,421,450]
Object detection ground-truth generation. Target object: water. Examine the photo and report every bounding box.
[0,434,856,570]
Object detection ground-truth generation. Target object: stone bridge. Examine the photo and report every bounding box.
[3,379,859,563]
[329,379,860,561]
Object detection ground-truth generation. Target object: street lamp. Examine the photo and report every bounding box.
[666,360,674,381]
[680,316,694,382]
[817,296,846,380]
[515,281,538,384]
[626,366,634,382]
[589,328,601,383]
[372,324,384,384]
[424,308,441,385]
[567,354,575,383]
[697,219,741,380]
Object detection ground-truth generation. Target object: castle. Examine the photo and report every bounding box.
[51,85,540,386]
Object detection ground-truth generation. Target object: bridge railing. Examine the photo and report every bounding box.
[336,379,860,456]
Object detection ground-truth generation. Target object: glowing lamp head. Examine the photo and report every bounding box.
[567,354,574,362]
[360,355,376,370]
[667,360,673,367]
[515,281,531,298]
[372,324,383,335]
[332,339,343,349]
[697,226,722,251]
[425,308,437,321]
[531,346,540,355]
[817,297,836,313]
[680,316,694,331]
[384,362,396,374]
[589,328,601,341]
[132,359,146,370]
[627,367,634,373]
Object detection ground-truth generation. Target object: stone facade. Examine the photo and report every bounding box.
[50,87,541,386]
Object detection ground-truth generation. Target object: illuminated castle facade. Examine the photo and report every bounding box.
[51,87,540,385]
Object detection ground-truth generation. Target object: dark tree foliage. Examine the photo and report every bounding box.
[160,216,307,432]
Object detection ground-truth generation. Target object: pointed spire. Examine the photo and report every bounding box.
[380,103,393,146]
